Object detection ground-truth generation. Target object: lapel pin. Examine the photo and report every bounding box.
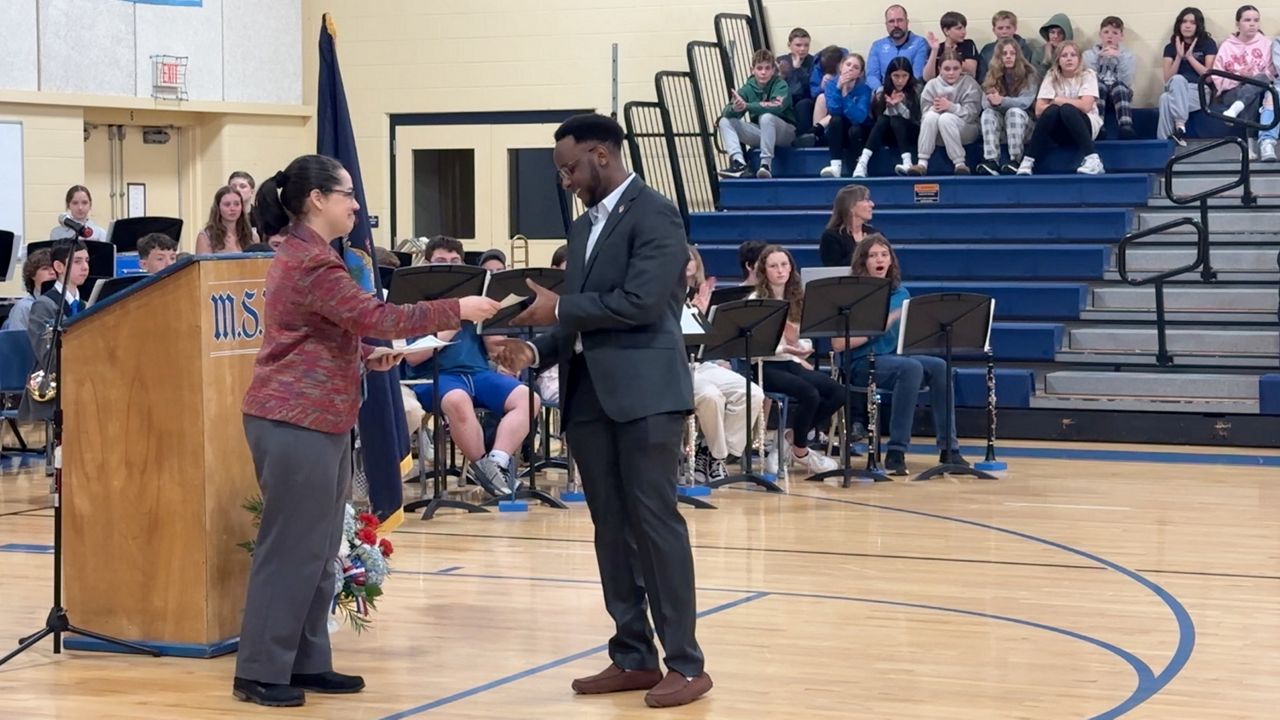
[617,204,626,214]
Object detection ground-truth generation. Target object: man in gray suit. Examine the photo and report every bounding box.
[498,114,712,709]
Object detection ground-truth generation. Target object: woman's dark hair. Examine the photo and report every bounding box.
[850,233,903,289]
[1172,8,1210,47]
[202,185,254,253]
[826,184,870,233]
[254,154,345,232]
[1236,5,1259,22]
[873,57,921,118]
[738,239,767,277]
[22,249,53,294]
[550,243,569,268]
[753,245,804,323]
[64,185,91,207]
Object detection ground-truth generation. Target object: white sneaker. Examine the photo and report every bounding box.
[1224,100,1246,119]
[1262,139,1278,162]
[820,160,841,177]
[1076,154,1105,175]
[1015,156,1035,176]
[794,449,838,474]
[852,159,868,178]
[764,449,780,476]
[1248,138,1260,161]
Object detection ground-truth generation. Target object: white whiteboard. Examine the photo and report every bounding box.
[0,121,24,252]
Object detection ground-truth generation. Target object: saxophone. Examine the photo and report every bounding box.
[27,368,56,402]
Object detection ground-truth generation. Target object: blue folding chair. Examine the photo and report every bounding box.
[0,329,38,455]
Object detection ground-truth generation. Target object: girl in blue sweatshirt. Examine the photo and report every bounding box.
[820,53,873,177]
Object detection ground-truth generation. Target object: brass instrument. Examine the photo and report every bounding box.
[509,234,529,269]
[27,368,56,402]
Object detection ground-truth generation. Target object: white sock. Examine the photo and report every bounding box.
[487,449,511,469]
[859,148,873,162]
[1020,156,1036,169]
[1225,100,1246,118]
[830,160,842,173]
[900,152,912,166]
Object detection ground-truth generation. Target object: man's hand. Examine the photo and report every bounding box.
[510,279,559,328]
[365,347,402,372]
[493,338,535,375]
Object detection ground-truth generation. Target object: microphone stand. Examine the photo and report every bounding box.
[0,246,160,666]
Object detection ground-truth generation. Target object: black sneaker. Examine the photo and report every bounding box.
[939,449,971,467]
[793,133,817,148]
[1001,160,1022,175]
[693,445,712,484]
[976,159,1001,176]
[884,450,908,476]
[707,457,729,483]
[291,671,366,694]
[1119,125,1137,140]
[718,160,748,178]
[233,678,305,707]
[1171,127,1187,147]
[756,163,773,179]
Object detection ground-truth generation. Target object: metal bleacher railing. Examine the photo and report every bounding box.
[1116,70,1279,367]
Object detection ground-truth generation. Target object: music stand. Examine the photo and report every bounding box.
[798,276,892,487]
[477,267,568,511]
[709,285,753,307]
[87,275,148,306]
[105,217,183,253]
[897,292,997,482]
[699,298,789,493]
[27,240,115,280]
[0,230,17,282]
[386,264,491,520]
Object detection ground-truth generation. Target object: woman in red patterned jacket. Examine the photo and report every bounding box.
[233,154,499,708]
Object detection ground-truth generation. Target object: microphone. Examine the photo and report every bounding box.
[58,213,93,239]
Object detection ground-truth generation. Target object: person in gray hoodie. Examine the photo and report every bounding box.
[979,38,1040,174]
[1083,16,1138,138]
[1039,12,1074,73]
[911,49,983,175]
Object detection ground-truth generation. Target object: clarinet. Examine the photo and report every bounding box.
[865,349,883,472]
[982,350,1000,465]
[686,353,699,485]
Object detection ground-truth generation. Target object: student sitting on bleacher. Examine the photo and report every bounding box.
[749,246,842,475]
[717,49,797,179]
[820,53,873,177]
[1212,6,1272,159]
[922,11,979,81]
[809,45,849,146]
[1158,8,1217,147]
[979,11,1040,83]
[1038,13,1074,75]
[1083,16,1137,139]
[856,57,924,177]
[1,250,55,332]
[910,49,982,175]
[834,234,967,476]
[138,233,178,274]
[402,236,540,498]
[979,38,1039,175]
[687,245,765,483]
[1258,31,1280,160]
[778,28,816,134]
[1017,41,1105,176]
[820,185,880,267]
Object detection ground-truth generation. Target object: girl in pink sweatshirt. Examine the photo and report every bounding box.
[1212,5,1274,156]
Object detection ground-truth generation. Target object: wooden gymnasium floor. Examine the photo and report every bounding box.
[1,440,1279,719]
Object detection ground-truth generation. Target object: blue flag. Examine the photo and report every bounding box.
[317,14,408,530]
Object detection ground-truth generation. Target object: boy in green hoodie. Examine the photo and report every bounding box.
[718,49,797,179]
[1039,13,1074,73]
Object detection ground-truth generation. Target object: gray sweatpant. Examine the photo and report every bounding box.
[1158,75,1204,139]
[236,415,352,685]
[718,113,796,163]
[918,110,979,165]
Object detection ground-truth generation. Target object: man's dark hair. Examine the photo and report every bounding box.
[22,249,52,294]
[137,232,178,259]
[424,235,465,258]
[550,243,569,268]
[818,45,846,75]
[50,240,87,268]
[554,113,625,151]
[738,240,767,276]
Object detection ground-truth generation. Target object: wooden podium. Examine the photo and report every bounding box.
[60,256,271,657]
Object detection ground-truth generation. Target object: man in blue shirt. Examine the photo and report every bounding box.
[866,4,931,93]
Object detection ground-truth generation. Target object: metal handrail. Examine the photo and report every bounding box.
[1162,136,1252,205]
[1197,70,1280,132]
[1116,217,1209,367]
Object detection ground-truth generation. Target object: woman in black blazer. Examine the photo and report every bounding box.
[818,184,879,266]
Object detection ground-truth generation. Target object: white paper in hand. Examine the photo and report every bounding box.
[681,305,707,335]
[402,335,454,353]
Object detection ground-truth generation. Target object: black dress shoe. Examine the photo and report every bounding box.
[291,671,366,694]
[233,677,305,707]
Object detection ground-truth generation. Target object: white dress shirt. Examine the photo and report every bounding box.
[571,174,636,354]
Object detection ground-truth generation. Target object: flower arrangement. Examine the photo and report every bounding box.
[240,498,393,634]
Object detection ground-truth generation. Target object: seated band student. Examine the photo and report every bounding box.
[49,185,106,242]
[535,244,569,405]
[403,235,540,497]
[2,250,56,332]
[749,245,842,474]
[20,241,91,424]
[833,234,967,476]
[820,185,879,267]
[687,245,765,483]
[196,186,255,254]
[737,240,767,286]
[137,233,179,273]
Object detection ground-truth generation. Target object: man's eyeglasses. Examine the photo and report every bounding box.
[557,145,602,181]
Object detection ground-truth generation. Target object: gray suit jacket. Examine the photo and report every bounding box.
[533,177,694,424]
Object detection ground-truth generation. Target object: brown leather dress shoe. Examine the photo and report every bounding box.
[571,663,663,695]
[644,671,713,708]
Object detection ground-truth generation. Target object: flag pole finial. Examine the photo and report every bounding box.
[324,12,337,40]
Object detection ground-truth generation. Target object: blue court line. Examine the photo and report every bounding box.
[913,442,1280,467]
[390,569,1154,718]
[786,491,1194,720]
[0,543,53,554]
[377,592,769,720]
[433,566,464,574]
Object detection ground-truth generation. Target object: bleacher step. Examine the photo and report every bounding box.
[1091,287,1278,312]
[1079,309,1277,324]
[1029,395,1260,413]
[1044,370,1260,400]
[1137,209,1280,233]
[1053,350,1279,369]
[1112,247,1280,274]
[1067,327,1279,355]
[1161,173,1280,197]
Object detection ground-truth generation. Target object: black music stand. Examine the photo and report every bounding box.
[105,217,183,253]
[799,276,892,487]
[387,264,491,519]
[709,285,753,307]
[27,239,115,280]
[478,267,568,511]
[897,292,997,482]
[699,298,789,493]
[0,230,18,282]
[86,275,148,306]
